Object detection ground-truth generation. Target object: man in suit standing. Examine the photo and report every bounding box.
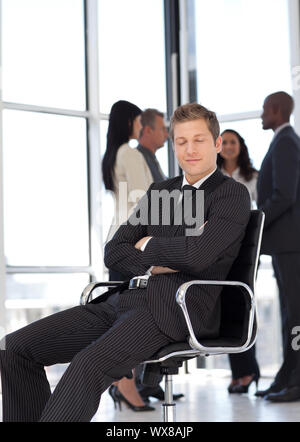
[256,91,300,402]
[137,108,169,183]
[0,103,250,422]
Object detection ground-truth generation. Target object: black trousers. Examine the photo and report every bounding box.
[271,253,300,388]
[0,291,171,422]
[109,269,127,282]
[228,345,260,380]
[108,269,162,390]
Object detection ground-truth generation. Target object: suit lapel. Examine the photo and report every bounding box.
[198,168,226,195]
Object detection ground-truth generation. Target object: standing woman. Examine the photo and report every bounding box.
[218,129,258,205]
[102,100,154,411]
[102,100,153,281]
[218,129,260,393]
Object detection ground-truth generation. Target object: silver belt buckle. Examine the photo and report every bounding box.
[129,276,148,289]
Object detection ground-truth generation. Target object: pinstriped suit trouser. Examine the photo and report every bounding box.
[0,291,172,422]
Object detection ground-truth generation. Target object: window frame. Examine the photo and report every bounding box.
[0,0,171,333]
[0,0,98,331]
[180,0,300,134]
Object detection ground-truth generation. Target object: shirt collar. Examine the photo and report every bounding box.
[273,123,291,139]
[182,167,217,189]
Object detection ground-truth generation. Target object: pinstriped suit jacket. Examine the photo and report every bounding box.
[104,169,251,341]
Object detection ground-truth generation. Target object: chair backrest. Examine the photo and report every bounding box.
[219,210,265,342]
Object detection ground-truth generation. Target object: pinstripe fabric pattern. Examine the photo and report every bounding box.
[0,293,171,421]
[105,169,251,341]
[0,169,250,422]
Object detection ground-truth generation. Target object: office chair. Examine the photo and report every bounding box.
[80,210,265,422]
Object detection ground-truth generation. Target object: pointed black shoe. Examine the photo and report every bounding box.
[109,385,155,412]
[265,386,300,402]
[255,383,284,398]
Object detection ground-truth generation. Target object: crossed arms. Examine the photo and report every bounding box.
[104,181,251,279]
[134,236,179,275]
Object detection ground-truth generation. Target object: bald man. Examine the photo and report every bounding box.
[256,91,300,402]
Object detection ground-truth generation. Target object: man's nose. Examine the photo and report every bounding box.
[185,142,197,154]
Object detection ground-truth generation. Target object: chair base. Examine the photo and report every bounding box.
[162,373,176,422]
[162,402,176,422]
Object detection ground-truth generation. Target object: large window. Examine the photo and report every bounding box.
[2,0,86,109]
[194,0,292,116]
[3,110,89,266]
[0,0,168,335]
[184,0,294,374]
[98,0,167,114]
[187,0,293,170]
[1,0,89,332]
[5,273,90,333]
[98,0,168,246]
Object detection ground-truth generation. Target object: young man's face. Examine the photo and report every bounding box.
[173,118,222,185]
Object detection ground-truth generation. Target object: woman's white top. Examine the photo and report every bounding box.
[221,167,258,207]
[106,143,153,242]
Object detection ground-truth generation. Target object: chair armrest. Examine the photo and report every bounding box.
[80,281,125,305]
[176,280,256,355]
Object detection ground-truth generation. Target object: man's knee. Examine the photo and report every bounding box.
[0,329,33,358]
[70,345,134,384]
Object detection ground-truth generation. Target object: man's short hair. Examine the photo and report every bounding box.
[141,108,164,132]
[170,103,220,143]
[266,91,294,120]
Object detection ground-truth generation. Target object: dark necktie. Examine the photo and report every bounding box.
[172,185,197,225]
[182,184,197,197]
[182,185,197,216]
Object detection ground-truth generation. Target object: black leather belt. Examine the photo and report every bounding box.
[129,277,149,289]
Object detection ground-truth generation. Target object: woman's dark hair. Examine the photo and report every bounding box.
[102,100,142,191]
[217,129,257,181]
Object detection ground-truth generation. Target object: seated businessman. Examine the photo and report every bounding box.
[0,103,251,422]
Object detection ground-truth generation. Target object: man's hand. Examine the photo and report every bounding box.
[134,237,179,274]
[151,266,179,275]
[134,236,152,250]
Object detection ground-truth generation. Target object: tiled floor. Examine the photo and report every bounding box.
[1,368,300,422]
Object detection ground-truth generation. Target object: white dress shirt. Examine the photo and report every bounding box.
[273,122,291,140]
[221,166,258,207]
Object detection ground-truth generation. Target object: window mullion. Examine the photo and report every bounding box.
[85,0,104,281]
[0,0,7,335]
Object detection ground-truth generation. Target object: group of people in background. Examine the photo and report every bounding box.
[101,90,300,410]
[1,92,299,422]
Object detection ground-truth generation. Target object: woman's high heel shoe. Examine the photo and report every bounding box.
[231,373,260,394]
[227,380,239,394]
[108,385,155,412]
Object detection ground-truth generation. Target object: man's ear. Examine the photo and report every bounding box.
[215,136,223,153]
[144,125,152,135]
